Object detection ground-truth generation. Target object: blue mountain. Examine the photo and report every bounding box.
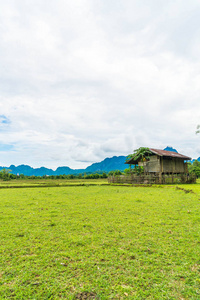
[84,156,127,173]
[0,156,127,176]
[163,146,178,153]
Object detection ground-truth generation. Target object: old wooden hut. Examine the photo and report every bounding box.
[108,148,195,184]
[126,148,191,175]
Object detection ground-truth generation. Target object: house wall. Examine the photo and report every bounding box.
[138,155,187,173]
[144,155,160,173]
[163,158,185,173]
[163,158,173,173]
[174,158,183,173]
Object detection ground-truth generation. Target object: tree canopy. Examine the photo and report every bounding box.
[188,160,200,177]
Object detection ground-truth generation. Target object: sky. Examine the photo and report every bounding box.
[0,0,200,169]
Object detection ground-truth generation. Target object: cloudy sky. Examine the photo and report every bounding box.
[0,0,200,169]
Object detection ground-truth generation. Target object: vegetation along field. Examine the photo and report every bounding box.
[0,181,200,299]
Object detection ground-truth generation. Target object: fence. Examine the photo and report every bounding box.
[108,173,196,185]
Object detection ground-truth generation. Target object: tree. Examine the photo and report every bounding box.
[101,172,107,178]
[114,170,122,175]
[126,147,152,174]
[108,171,114,176]
[0,168,11,181]
[124,168,131,174]
[188,160,200,178]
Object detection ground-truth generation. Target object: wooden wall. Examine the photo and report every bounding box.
[138,155,188,174]
[162,157,186,173]
[145,155,160,173]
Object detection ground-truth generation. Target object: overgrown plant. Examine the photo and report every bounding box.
[126,147,152,174]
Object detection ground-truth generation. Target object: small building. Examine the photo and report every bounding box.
[126,148,191,175]
[108,148,195,184]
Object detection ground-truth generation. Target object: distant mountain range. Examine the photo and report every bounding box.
[0,156,127,176]
[0,147,199,176]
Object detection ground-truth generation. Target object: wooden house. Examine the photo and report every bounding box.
[126,148,191,175]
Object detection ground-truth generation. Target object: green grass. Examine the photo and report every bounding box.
[0,182,200,299]
[0,178,108,188]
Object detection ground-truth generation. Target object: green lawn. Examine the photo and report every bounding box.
[0,182,200,299]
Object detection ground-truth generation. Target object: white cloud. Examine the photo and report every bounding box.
[0,0,200,168]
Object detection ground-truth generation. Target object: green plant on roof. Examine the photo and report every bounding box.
[126,147,152,173]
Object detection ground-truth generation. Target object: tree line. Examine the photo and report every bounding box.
[0,169,108,181]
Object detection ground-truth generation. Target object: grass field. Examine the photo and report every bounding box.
[0,181,200,299]
[0,178,109,188]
